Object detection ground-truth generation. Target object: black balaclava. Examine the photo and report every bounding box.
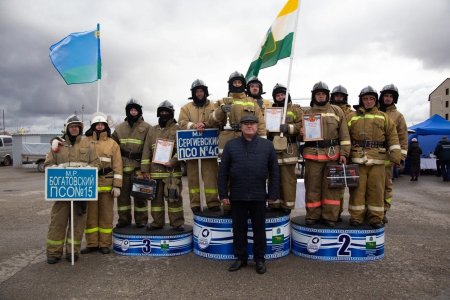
[192,87,207,107]
[158,109,174,128]
[126,103,143,127]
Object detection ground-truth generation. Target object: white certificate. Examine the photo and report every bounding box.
[153,139,174,164]
[303,114,323,141]
[265,107,283,132]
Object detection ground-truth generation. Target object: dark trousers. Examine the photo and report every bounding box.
[442,160,450,181]
[231,201,266,262]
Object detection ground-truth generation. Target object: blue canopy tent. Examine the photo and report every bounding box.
[408,114,450,156]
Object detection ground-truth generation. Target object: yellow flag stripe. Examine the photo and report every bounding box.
[277,0,298,18]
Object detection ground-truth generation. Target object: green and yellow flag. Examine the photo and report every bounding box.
[245,0,298,80]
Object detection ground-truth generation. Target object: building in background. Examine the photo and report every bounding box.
[429,78,450,120]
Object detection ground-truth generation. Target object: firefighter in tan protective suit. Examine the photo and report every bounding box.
[178,79,221,213]
[347,86,401,229]
[267,84,302,213]
[330,85,353,222]
[112,99,151,228]
[141,101,185,231]
[303,82,351,228]
[45,115,99,264]
[81,112,122,255]
[379,84,408,224]
[246,76,271,115]
[208,71,266,214]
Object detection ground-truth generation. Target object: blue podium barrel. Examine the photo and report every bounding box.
[193,210,290,260]
[113,224,193,257]
[291,216,384,262]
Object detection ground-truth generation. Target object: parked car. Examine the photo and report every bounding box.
[0,135,13,166]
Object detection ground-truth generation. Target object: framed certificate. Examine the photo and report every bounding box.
[303,114,323,141]
[153,139,175,164]
[265,107,283,132]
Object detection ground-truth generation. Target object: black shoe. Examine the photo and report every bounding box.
[305,219,318,226]
[146,224,163,231]
[135,223,147,228]
[371,222,384,229]
[47,257,60,264]
[65,254,79,262]
[99,247,110,254]
[116,222,130,228]
[323,220,336,228]
[228,259,247,272]
[255,261,267,274]
[191,206,201,213]
[172,226,184,232]
[350,220,362,227]
[337,216,343,222]
[208,206,221,212]
[383,215,388,224]
[81,247,99,254]
[410,177,414,181]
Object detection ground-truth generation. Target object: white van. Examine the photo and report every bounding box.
[0,135,13,166]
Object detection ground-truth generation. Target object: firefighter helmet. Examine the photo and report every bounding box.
[380,84,399,104]
[190,79,209,97]
[330,85,348,104]
[90,112,108,125]
[358,86,378,106]
[64,114,83,135]
[246,76,264,96]
[157,100,175,117]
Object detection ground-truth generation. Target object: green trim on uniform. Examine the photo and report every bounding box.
[118,205,132,211]
[123,166,136,173]
[134,206,148,212]
[119,138,144,145]
[151,206,164,212]
[150,172,182,178]
[47,239,65,245]
[98,186,112,192]
[233,100,255,106]
[168,207,183,213]
[286,111,297,121]
[67,238,81,245]
[348,114,385,127]
[141,159,150,165]
[385,197,392,204]
[190,187,217,194]
[99,227,113,234]
[84,227,99,234]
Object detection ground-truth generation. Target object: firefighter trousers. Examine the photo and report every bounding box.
[268,163,296,209]
[46,201,87,258]
[186,158,220,209]
[384,162,393,212]
[85,192,114,248]
[150,179,184,228]
[349,164,385,225]
[117,172,148,226]
[304,160,342,222]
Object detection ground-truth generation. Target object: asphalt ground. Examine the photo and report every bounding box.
[0,166,449,299]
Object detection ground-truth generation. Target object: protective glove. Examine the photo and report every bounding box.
[280,124,289,133]
[51,138,64,152]
[221,104,232,113]
[111,187,121,198]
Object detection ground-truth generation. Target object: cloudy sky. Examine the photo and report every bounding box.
[1,0,449,133]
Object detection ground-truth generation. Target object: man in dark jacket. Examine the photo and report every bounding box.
[434,136,450,181]
[218,115,279,274]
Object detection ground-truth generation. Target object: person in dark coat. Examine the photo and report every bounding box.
[407,138,422,181]
[218,114,279,274]
[434,136,450,181]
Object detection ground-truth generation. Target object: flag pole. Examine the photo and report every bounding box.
[96,23,101,112]
[281,0,301,137]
